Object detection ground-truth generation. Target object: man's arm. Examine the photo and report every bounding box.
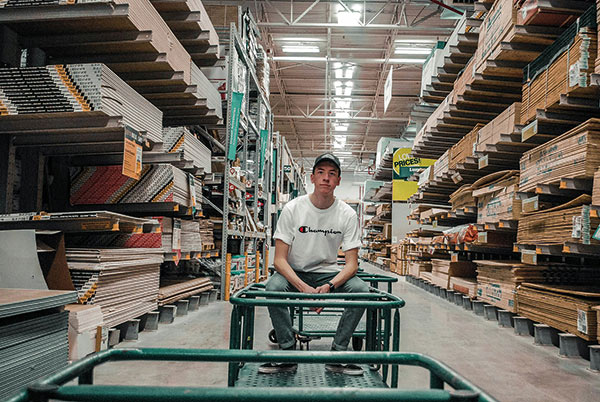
[273,239,316,293]
[315,248,359,293]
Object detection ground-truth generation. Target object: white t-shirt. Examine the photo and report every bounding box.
[273,195,361,273]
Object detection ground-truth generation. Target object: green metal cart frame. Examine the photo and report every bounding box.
[8,348,497,402]
[289,272,398,350]
[229,283,405,385]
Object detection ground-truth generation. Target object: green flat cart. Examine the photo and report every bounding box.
[9,348,497,402]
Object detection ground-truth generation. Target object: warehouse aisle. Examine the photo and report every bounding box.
[94,263,600,402]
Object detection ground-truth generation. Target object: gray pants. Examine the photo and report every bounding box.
[266,271,370,350]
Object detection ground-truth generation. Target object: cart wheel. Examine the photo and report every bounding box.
[352,336,363,351]
[268,329,278,344]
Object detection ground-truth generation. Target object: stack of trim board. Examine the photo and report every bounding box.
[0,64,162,143]
[516,283,600,341]
[64,304,104,361]
[162,127,212,173]
[429,259,476,292]
[473,170,522,224]
[158,277,213,306]
[0,289,77,400]
[67,252,162,328]
[70,164,202,207]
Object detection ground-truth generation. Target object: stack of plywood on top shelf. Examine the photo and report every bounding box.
[521,6,598,126]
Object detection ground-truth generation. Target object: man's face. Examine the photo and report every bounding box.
[310,161,341,196]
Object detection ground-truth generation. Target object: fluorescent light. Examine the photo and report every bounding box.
[334,98,351,109]
[395,39,437,44]
[282,45,320,53]
[334,125,348,132]
[278,37,325,42]
[337,11,361,26]
[395,47,432,55]
[388,58,426,64]
[335,87,344,96]
[335,111,350,118]
[345,81,354,88]
[344,67,354,79]
[333,62,343,69]
[344,87,352,96]
[335,151,352,155]
[334,80,343,87]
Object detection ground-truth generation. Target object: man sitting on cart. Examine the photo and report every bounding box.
[259,153,368,376]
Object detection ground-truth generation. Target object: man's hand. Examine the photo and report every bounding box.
[315,284,330,294]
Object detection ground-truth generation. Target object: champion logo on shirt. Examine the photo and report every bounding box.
[298,226,342,236]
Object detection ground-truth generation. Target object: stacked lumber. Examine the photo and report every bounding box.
[64,304,104,361]
[199,219,215,249]
[430,259,477,289]
[181,220,202,252]
[256,44,270,99]
[517,0,592,27]
[158,277,213,306]
[70,164,202,208]
[450,185,476,212]
[475,102,522,153]
[67,255,162,328]
[432,149,450,181]
[474,260,600,312]
[516,283,600,341]
[519,119,600,192]
[593,169,600,205]
[0,289,77,400]
[449,124,483,170]
[517,195,600,245]
[450,277,478,298]
[521,20,598,125]
[408,261,432,278]
[473,170,521,224]
[0,64,162,143]
[163,127,212,172]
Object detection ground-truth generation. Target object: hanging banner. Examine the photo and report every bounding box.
[384,66,393,113]
[392,148,436,201]
[259,129,269,178]
[227,91,244,161]
[122,126,143,180]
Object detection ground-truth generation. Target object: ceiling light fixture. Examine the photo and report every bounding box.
[395,39,437,44]
[282,45,320,53]
[395,47,432,55]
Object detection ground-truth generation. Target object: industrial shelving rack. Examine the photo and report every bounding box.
[220,22,274,298]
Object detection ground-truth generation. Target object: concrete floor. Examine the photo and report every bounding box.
[94,263,600,401]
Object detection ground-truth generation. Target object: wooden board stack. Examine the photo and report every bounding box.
[450,185,476,212]
[0,289,77,400]
[163,127,213,172]
[67,254,162,328]
[430,259,477,290]
[519,119,600,192]
[593,168,600,205]
[521,15,598,125]
[158,277,213,306]
[516,283,600,340]
[432,149,450,181]
[517,195,600,245]
[449,124,483,170]
[475,102,522,153]
[473,170,522,224]
[0,64,162,143]
[199,219,215,249]
[70,164,202,208]
[516,0,592,27]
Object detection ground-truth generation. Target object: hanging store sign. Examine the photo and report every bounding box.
[122,126,143,180]
[259,129,269,178]
[384,66,393,113]
[392,148,436,201]
[227,91,244,161]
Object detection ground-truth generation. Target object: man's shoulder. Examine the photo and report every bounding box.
[336,199,358,216]
[283,195,309,211]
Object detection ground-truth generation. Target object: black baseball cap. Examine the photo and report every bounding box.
[313,153,341,175]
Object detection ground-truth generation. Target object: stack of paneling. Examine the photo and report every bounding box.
[158,277,213,305]
[432,149,450,181]
[0,289,77,400]
[593,169,600,205]
[181,220,202,252]
[521,9,598,125]
[163,127,212,172]
[430,259,477,291]
[64,304,104,361]
[517,0,592,27]
[475,102,522,153]
[474,260,600,312]
[199,219,215,249]
[450,185,475,212]
[519,119,600,192]
[67,253,162,328]
[0,64,162,143]
[449,124,483,170]
[473,170,521,224]
[409,261,432,278]
[516,283,600,341]
[517,195,600,245]
[70,164,202,207]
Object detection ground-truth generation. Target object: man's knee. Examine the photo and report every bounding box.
[345,276,369,293]
[266,273,290,292]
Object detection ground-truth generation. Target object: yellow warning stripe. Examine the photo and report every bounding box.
[78,283,98,304]
[151,181,174,202]
[54,65,91,111]
[0,99,7,115]
[109,165,152,203]
[169,135,185,153]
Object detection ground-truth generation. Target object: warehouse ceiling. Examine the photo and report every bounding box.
[210,0,463,172]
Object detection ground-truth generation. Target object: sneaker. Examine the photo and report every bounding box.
[324,363,364,376]
[258,362,298,374]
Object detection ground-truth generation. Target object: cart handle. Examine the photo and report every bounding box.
[10,348,497,402]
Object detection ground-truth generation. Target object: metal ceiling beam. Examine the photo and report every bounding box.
[272,56,426,64]
[275,115,409,122]
[260,22,454,31]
